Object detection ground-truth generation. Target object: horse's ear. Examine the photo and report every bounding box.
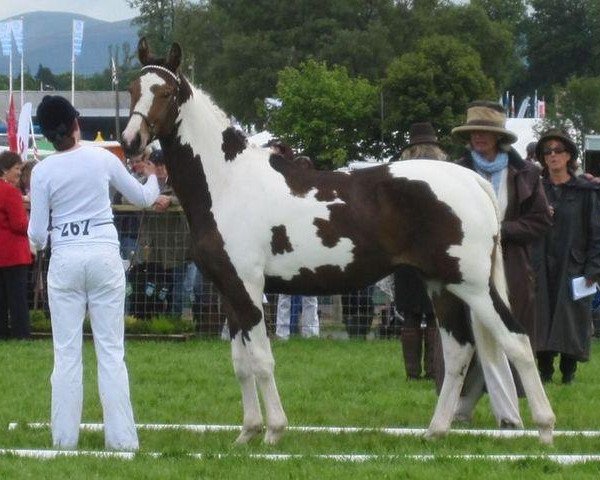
[138,37,150,66]
[166,43,182,72]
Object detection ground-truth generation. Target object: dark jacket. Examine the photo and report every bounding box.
[534,175,600,360]
[456,149,552,345]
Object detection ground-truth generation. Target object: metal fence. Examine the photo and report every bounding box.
[28,206,399,339]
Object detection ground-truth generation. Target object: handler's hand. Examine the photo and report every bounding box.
[153,194,171,212]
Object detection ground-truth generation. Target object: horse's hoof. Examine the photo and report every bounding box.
[424,428,447,440]
[538,427,554,445]
[234,426,263,444]
[264,426,286,445]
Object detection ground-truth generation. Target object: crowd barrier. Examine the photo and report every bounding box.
[28,205,398,339]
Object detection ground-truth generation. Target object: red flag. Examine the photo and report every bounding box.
[6,94,18,153]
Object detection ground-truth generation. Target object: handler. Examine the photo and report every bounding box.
[28,95,160,450]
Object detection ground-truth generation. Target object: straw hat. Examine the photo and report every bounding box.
[451,101,517,144]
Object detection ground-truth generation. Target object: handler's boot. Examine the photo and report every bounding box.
[423,323,438,380]
[401,323,423,379]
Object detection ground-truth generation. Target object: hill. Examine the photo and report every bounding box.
[0,11,139,76]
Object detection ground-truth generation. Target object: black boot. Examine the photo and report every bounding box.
[537,351,555,383]
[560,354,577,384]
[401,323,423,380]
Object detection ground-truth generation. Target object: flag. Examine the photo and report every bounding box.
[0,22,11,56]
[17,102,32,160]
[538,99,546,118]
[72,19,84,56]
[6,94,18,152]
[10,19,23,55]
[111,56,118,85]
[517,96,530,118]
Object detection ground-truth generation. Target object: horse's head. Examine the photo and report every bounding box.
[121,38,185,156]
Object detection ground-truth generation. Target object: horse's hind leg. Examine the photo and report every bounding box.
[448,284,555,444]
[426,289,475,438]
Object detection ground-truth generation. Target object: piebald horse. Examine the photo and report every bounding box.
[121,39,555,445]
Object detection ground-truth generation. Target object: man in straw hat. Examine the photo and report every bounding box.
[445,101,552,427]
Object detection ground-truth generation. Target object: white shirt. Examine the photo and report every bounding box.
[28,144,160,250]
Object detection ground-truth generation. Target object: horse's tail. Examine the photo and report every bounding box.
[472,174,511,307]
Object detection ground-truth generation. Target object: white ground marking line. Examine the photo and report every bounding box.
[1,449,600,464]
[8,422,600,438]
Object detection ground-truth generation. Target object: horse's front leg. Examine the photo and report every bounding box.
[226,303,263,443]
[224,283,287,444]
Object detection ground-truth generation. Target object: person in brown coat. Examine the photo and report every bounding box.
[395,122,446,379]
[447,101,552,426]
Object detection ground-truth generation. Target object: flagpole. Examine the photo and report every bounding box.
[20,43,23,109]
[9,42,12,99]
[71,39,75,105]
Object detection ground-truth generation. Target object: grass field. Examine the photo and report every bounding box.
[1,337,600,478]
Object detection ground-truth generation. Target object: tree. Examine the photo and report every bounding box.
[35,64,56,90]
[267,60,379,170]
[128,0,187,53]
[542,76,600,150]
[382,35,495,154]
[524,1,599,94]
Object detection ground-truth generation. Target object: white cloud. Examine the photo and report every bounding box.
[0,0,139,22]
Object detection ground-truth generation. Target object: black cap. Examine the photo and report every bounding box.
[36,95,79,141]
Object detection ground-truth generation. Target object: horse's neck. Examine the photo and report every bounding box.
[176,85,231,186]
[163,85,233,234]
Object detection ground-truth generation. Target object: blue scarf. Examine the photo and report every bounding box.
[471,150,508,195]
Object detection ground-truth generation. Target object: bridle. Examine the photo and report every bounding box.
[130,65,181,141]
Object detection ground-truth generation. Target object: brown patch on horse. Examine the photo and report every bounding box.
[221,127,247,161]
[271,225,293,255]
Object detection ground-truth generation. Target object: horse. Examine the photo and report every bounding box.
[121,38,555,445]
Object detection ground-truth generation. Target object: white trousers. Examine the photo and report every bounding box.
[47,244,138,450]
[276,295,319,339]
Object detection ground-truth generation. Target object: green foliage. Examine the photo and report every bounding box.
[30,311,193,336]
[542,76,600,149]
[524,0,600,95]
[267,60,379,169]
[382,35,496,153]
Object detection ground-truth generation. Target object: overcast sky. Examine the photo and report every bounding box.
[0,0,139,22]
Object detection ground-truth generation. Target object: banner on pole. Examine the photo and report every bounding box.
[0,22,11,56]
[72,19,84,56]
[10,19,23,55]
[6,94,18,152]
[17,102,32,160]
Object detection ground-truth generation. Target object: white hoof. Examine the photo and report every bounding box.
[538,426,554,445]
[424,427,448,440]
[264,425,286,445]
[234,425,263,444]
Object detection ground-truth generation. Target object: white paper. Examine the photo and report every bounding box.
[571,276,598,301]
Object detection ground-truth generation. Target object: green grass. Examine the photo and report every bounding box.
[1,338,600,478]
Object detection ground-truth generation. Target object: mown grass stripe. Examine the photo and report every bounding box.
[8,422,600,437]
[1,448,600,464]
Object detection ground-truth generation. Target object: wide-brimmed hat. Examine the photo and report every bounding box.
[36,95,79,141]
[452,100,517,144]
[535,128,578,161]
[404,122,439,149]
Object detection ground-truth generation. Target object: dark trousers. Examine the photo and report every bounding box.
[537,351,577,383]
[0,265,31,339]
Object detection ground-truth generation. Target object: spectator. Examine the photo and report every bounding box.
[136,149,191,317]
[0,151,32,339]
[449,101,552,425]
[276,295,319,339]
[534,129,600,384]
[394,122,445,379]
[525,141,541,168]
[28,95,159,450]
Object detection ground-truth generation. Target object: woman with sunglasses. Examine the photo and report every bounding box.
[534,129,600,384]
